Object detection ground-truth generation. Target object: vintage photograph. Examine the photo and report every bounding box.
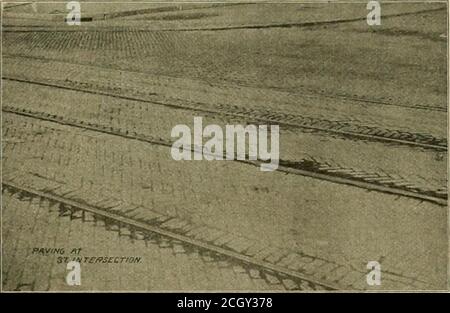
[1,0,448,292]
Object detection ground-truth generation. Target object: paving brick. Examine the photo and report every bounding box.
[2,191,289,291]
[2,96,446,291]
[282,279,299,290]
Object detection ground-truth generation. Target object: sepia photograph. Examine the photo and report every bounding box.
[0,0,448,294]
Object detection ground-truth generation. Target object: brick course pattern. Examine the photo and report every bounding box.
[2,113,447,290]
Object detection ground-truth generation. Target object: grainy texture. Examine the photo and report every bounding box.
[1,1,448,292]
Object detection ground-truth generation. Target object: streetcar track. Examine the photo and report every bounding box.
[163,6,448,32]
[3,76,447,152]
[2,181,338,291]
[4,53,446,113]
[2,3,447,293]
[3,107,447,206]
[3,3,34,10]
[269,85,447,112]
[2,6,446,33]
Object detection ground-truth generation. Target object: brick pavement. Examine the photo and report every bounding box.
[3,55,446,139]
[3,188,302,291]
[2,112,447,290]
[3,3,447,115]
[2,78,446,194]
[2,3,448,291]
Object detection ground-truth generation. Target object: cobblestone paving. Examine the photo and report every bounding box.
[3,53,446,139]
[2,2,448,292]
[3,4,446,112]
[3,79,447,195]
[3,188,306,291]
[2,113,447,290]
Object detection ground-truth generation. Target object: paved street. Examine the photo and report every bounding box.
[3,188,295,291]
[1,1,448,291]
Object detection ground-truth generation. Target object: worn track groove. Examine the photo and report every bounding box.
[2,181,338,291]
[3,76,447,152]
[3,107,446,206]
